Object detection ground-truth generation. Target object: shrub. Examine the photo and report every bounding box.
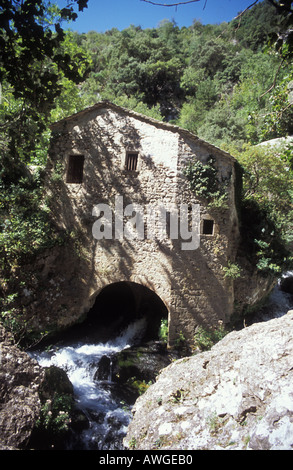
[223,262,242,279]
[158,318,168,343]
[194,323,229,351]
[183,155,230,208]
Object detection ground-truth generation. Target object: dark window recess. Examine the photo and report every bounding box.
[126,152,138,171]
[66,155,85,183]
[202,219,214,235]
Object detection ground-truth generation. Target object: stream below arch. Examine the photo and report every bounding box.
[29,274,293,450]
[29,281,169,450]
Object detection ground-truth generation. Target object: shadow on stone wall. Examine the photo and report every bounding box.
[20,109,237,347]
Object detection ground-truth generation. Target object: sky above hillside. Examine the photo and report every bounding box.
[57,0,256,33]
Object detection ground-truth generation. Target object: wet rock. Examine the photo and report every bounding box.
[39,365,74,401]
[280,275,293,295]
[28,365,76,449]
[94,355,112,381]
[71,409,90,432]
[103,382,140,406]
[0,325,44,449]
[111,341,176,385]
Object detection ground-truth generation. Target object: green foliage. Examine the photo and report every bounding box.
[128,437,137,449]
[127,377,152,396]
[261,73,293,139]
[0,291,24,338]
[36,394,73,436]
[0,1,91,166]
[194,323,229,352]
[158,318,168,343]
[223,262,242,279]
[184,157,217,198]
[30,365,75,448]
[183,156,229,208]
[221,140,293,276]
[0,3,90,336]
[239,196,293,276]
[0,165,63,272]
[0,0,89,108]
[56,1,293,145]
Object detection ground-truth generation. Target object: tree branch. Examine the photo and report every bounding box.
[141,0,200,7]
[259,60,284,98]
[233,0,259,22]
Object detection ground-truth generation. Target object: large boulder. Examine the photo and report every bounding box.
[0,325,80,450]
[0,326,44,449]
[124,311,293,450]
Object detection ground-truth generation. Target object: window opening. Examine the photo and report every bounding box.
[66,154,85,183]
[126,152,138,171]
[202,219,214,235]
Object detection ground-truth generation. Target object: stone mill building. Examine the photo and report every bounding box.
[40,101,243,346]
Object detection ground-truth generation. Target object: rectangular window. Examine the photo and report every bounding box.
[66,154,85,184]
[126,152,138,171]
[202,219,214,235]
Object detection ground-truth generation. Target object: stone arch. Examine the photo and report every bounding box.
[85,281,168,343]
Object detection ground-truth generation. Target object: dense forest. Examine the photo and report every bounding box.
[73,1,293,146]
[1,0,293,338]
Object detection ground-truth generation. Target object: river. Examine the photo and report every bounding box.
[30,317,148,450]
[29,273,293,450]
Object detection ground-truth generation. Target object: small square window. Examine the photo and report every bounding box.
[66,155,84,183]
[202,219,214,235]
[126,152,138,171]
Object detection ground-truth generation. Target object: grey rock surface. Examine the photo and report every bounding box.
[124,311,293,450]
[0,326,44,449]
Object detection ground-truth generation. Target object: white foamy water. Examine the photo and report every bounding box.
[30,317,147,450]
[251,271,293,323]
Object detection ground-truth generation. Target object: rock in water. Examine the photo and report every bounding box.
[124,311,293,450]
[280,276,293,295]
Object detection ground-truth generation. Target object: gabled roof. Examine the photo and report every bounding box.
[50,100,236,162]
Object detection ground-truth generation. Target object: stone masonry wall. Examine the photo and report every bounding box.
[39,103,240,346]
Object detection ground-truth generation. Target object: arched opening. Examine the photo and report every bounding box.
[84,281,168,343]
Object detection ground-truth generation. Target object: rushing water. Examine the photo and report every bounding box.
[247,271,293,324]
[30,273,293,450]
[30,317,148,450]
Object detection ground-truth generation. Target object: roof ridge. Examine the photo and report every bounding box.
[50,100,235,162]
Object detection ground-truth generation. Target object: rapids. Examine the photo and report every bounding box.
[30,317,148,450]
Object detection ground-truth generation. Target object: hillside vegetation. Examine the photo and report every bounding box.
[73,1,292,145]
[0,0,293,341]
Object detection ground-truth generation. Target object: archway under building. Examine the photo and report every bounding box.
[83,281,169,344]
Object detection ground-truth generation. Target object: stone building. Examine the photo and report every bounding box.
[44,101,241,346]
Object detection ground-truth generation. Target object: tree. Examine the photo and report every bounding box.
[0,0,90,162]
[0,1,90,317]
[0,0,89,106]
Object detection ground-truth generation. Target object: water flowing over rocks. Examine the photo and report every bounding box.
[124,311,293,450]
[1,306,293,450]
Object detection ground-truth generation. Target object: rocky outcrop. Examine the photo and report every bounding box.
[124,311,293,450]
[0,326,44,449]
[0,325,79,450]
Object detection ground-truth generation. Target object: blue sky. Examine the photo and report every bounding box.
[57,0,257,33]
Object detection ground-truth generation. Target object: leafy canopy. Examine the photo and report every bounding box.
[0,0,90,164]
